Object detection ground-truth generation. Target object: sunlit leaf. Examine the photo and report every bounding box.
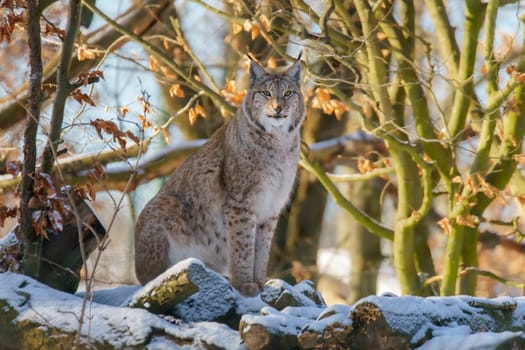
[77,44,98,61]
[138,114,152,129]
[169,84,185,98]
[120,106,129,117]
[437,217,451,235]
[259,14,271,32]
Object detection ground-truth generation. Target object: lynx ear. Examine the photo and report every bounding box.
[249,59,267,85]
[286,54,302,82]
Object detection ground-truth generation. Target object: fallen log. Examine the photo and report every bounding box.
[128,258,239,323]
[3,258,525,350]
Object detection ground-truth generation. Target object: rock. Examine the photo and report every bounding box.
[239,306,323,350]
[0,272,244,349]
[260,279,326,310]
[6,257,525,350]
[129,258,240,322]
[343,295,523,349]
[298,304,353,349]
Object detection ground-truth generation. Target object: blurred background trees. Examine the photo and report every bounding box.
[1,0,525,301]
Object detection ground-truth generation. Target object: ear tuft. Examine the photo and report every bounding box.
[285,56,302,82]
[248,58,267,85]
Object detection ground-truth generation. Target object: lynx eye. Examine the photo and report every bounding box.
[283,90,294,98]
[260,90,271,97]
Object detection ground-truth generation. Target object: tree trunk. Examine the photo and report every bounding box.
[344,176,383,303]
[20,0,44,280]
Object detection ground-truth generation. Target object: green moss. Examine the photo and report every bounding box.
[16,320,110,350]
[0,298,21,349]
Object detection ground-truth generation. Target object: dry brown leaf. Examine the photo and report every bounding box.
[480,64,488,75]
[376,31,386,41]
[77,44,98,61]
[358,158,375,174]
[0,205,17,228]
[138,114,152,129]
[149,55,160,72]
[314,88,331,106]
[44,23,65,39]
[243,19,253,32]
[188,108,198,126]
[232,22,243,35]
[120,106,129,117]
[71,89,96,106]
[87,163,106,182]
[194,103,206,118]
[32,211,49,239]
[267,56,277,69]
[250,24,260,40]
[221,80,246,106]
[126,130,140,145]
[259,14,271,32]
[330,100,349,120]
[437,217,451,235]
[160,65,177,80]
[169,84,185,98]
[456,214,477,228]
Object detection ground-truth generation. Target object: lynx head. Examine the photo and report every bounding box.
[242,58,305,134]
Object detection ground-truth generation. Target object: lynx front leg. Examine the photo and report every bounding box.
[224,198,258,296]
[254,216,278,288]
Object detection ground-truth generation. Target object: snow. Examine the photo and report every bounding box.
[417,331,524,350]
[164,322,244,349]
[3,258,525,349]
[77,284,141,306]
[1,272,169,347]
[261,279,320,307]
[128,258,239,322]
[236,295,268,315]
[0,272,244,349]
[241,305,313,335]
[353,294,525,348]
[304,304,353,333]
[354,295,493,340]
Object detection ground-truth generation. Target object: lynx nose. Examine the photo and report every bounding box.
[274,105,282,114]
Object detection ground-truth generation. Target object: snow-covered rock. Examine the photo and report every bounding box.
[3,258,525,349]
[129,258,240,322]
[0,271,244,349]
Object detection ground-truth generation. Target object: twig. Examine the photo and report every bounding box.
[41,0,82,174]
[81,0,235,115]
[169,17,221,93]
[327,167,394,183]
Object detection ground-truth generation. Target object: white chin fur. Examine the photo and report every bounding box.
[269,117,287,127]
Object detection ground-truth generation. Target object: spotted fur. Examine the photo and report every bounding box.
[134,59,305,296]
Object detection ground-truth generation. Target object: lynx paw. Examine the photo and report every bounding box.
[236,282,260,296]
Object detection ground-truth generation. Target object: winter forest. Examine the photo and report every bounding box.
[2,0,525,349]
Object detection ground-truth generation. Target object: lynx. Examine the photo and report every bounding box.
[134,57,305,296]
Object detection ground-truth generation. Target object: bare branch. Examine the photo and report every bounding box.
[0,0,172,131]
[41,0,82,174]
